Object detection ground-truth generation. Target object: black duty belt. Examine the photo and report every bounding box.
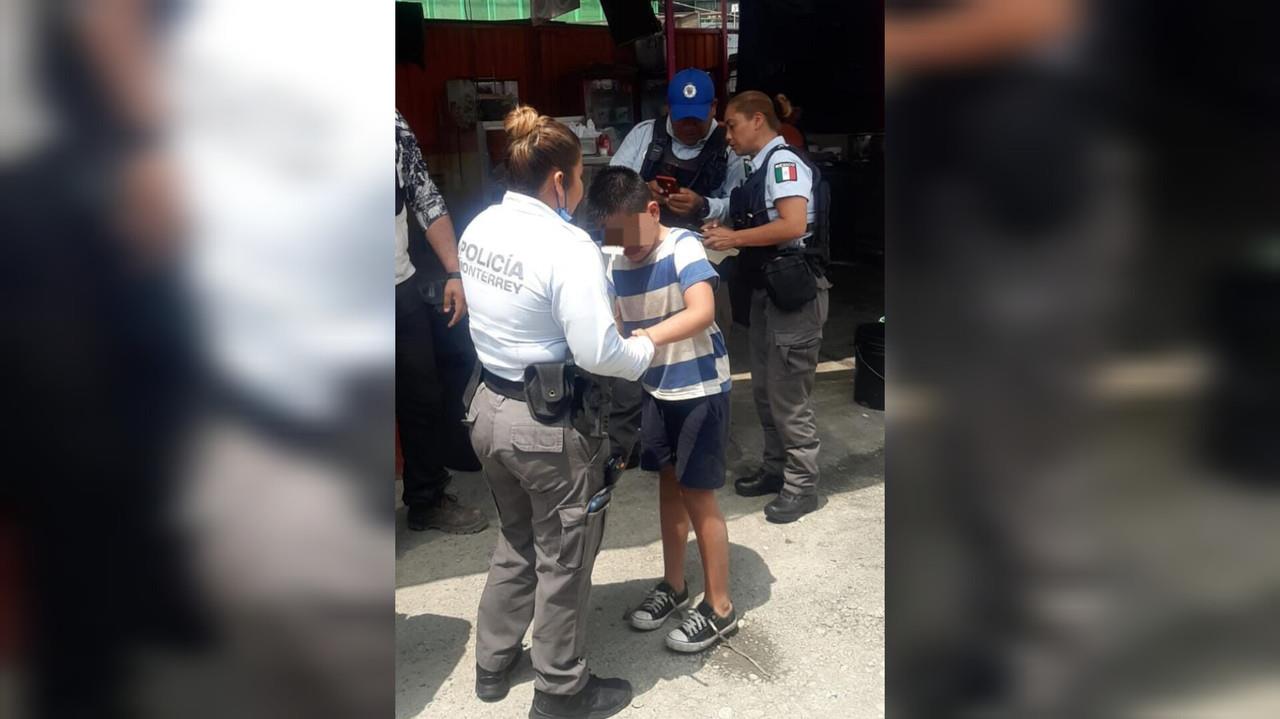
[482,369,525,401]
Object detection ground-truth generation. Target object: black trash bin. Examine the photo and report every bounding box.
[854,322,884,411]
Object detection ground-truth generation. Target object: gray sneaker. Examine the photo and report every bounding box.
[628,580,689,631]
[666,600,738,653]
[407,493,488,534]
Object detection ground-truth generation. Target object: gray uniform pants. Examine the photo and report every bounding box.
[748,281,830,496]
[468,384,609,695]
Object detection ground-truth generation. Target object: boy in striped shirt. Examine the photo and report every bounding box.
[586,167,738,653]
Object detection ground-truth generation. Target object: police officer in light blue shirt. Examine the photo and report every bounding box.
[702,90,831,525]
[746,133,817,248]
[461,106,652,719]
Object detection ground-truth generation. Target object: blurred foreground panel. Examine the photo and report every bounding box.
[0,1,393,717]
[886,1,1280,717]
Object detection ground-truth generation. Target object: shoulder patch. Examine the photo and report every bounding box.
[773,161,799,183]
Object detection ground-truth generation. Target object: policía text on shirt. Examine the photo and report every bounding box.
[458,239,525,294]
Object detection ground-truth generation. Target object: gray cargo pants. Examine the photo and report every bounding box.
[748,279,831,496]
[468,384,609,695]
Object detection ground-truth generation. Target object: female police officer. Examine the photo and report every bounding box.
[459,106,654,719]
[702,91,830,524]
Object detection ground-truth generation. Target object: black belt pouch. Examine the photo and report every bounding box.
[763,251,818,312]
[524,363,573,424]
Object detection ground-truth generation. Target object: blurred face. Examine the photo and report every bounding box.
[604,200,663,261]
[724,109,767,156]
[670,101,717,146]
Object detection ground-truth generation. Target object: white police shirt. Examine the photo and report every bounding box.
[610,117,747,224]
[751,135,815,249]
[459,191,656,382]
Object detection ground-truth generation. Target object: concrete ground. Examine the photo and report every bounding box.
[396,263,884,719]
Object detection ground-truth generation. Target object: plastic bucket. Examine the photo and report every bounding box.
[854,322,884,410]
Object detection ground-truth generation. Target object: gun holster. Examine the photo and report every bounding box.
[462,362,481,414]
[572,370,612,439]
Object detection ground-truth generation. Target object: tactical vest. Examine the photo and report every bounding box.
[731,143,830,289]
[639,117,730,231]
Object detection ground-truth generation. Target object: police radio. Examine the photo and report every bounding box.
[587,456,625,513]
[643,141,665,173]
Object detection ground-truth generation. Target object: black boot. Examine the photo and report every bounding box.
[528,674,633,719]
[475,648,523,703]
[734,468,784,497]
[407,492,488,534]
[764,492,819,523]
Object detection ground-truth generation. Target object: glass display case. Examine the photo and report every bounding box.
[474,79,519,122]
[583,76,637,138]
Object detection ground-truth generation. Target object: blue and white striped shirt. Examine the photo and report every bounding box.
[608,229,732,401]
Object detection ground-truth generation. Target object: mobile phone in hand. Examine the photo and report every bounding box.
[655,175,679,196]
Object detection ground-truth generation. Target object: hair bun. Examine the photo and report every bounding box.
[775,93,793,120]
[504,105,541,143]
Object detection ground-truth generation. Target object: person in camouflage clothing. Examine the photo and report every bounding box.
[395,110,487,533]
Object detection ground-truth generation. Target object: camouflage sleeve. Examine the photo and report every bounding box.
[395,111,449,229]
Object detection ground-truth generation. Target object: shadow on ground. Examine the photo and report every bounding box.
[587,541,778,695]
[396,613,472,719]
[436,541,778,706]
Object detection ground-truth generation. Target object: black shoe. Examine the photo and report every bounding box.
[734,468,784,497]
[627,580,689,631]
[764,492,819,523]
[529,674,633,719]
[665,600,739,653]
[611,443,642,471]
[407,493,488,534]
[476,648,523,703]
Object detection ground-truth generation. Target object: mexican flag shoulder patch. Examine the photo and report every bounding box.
[774,162,798,183]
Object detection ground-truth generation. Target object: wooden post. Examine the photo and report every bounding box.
[665,0,676,81]
[720,0,729,103]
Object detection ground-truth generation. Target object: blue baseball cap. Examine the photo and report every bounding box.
[667,68,715,121]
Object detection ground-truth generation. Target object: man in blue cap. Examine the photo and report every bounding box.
[610,68,746,232]
[605,68,746,470]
